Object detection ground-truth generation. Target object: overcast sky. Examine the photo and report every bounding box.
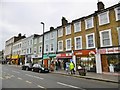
[0,0,119,50]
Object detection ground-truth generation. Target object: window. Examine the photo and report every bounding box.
[100,29,112,47]
[66,25,71,35]
[58,40,63,51]
[74,21,81,32]
[34,39,37,44]
[30,48,32,53]
[117,27,120,45]
[50,43,54,51]
[45,34,49,40]
[46,44,48,52]
[98,11,109,25]
[115,7,120,21]
[66,38,71,50]
[30,40,33,45]
[75,36,82,50]
[86,33,95,49]
[39,46,42,53]
[34,47,37,53]
[39,37,42,43]
[85,17,94,29]
[51,32,54,39]
[58,28,63,37]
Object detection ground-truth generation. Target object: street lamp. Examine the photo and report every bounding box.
[41,22,45,64]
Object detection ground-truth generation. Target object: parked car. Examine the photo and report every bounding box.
[32,64,49,73]
[21,63,33,71]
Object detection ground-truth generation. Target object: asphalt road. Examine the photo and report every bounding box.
[0,64,119,90]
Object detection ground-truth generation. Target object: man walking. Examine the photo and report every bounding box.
[69,61,75,75]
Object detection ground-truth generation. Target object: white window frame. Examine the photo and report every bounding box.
[39,37,42,43]
[65,25,71,35]
[66,38,71,51]
[58,28,63,37]
[46,44,49,52]
[58,40,63,52]
[50,43,54,52]
[99,29,112,47]
[39,45,42,53]
[85,17,94,29]
[86,33,95,49]
[98,11,110,25]
[74,21,81,32]
[117,27,120,45]
[34,47,37,54]
[74,36,82,50]
[34,39,37,44]
[50,32,54,39]
[115,7,120,21]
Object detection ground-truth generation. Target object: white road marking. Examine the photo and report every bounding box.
[25,74,44,80]
[33,76,44,80]
[11,75,15,77]
[17,77,22,80]
[12,70,20,73]
[57,82,80,89]
[25,80,32,84]
[0,77,3,79]
[37,85,44,88]
[25,74,33,77]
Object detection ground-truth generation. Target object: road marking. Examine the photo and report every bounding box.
[0,77,3,79]
[57,82,80,89]
[17,77,22,80]
[33,76,44,80]
[11,75,15,77]
[25,80,32,84]
[37,85,44,88]
[25,74,33,77]
[12,70,20,73]
[25,74,44,80]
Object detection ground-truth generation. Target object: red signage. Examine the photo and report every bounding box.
[74,50,96,56]
[57,53,72,58]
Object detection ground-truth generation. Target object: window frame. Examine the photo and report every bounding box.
[74,21,81,32]
[65,25,71,35]
[115,7,120,21]
[58,28,63,37]
[86,33,95,49]
[98,11,110,25]
[85,17,94,29]
[66,38,71,51]
[58,40,63,52]
[117,27,120,45]
[99,29,112,47]
[74,36,82,50]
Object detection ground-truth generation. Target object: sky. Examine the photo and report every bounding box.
[0,0,120,50]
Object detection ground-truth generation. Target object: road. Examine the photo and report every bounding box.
[0,64,119,90]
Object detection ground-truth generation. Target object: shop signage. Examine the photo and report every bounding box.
[56,53,72,58]
[99,47,120,54]
[74,50,96,56]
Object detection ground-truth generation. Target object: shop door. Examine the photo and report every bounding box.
[101,55,109,72]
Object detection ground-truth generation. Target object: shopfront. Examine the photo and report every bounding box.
[56,53,72,70]
[99,47,120,73]
[43,54,56,68]
[32,54,42,64]
[74,50,96,72]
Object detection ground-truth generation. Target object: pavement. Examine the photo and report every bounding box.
[2,64,120,83]
[52,69,120,83]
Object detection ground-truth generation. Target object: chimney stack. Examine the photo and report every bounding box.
[97,1,105,11]
[50,27,54,31]
[61,17,68,26]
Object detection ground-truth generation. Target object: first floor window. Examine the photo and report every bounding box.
[75,36,82,50]
[66,38,71,50]
[46,44,48,52]
[51,43,53,51]
[117,27,120,45]
[58,41,63,51]
[39,46,42,53]
[100,29,112,47]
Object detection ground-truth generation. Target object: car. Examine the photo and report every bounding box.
[21,63,33,71]
[32,64,49,73]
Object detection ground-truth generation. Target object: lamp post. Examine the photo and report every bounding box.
[41,22,45,64]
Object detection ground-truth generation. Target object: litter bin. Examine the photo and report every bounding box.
[78,68,86,76]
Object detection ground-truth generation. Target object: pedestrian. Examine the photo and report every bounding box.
[65,62,70,74]
[69,61,75,75]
